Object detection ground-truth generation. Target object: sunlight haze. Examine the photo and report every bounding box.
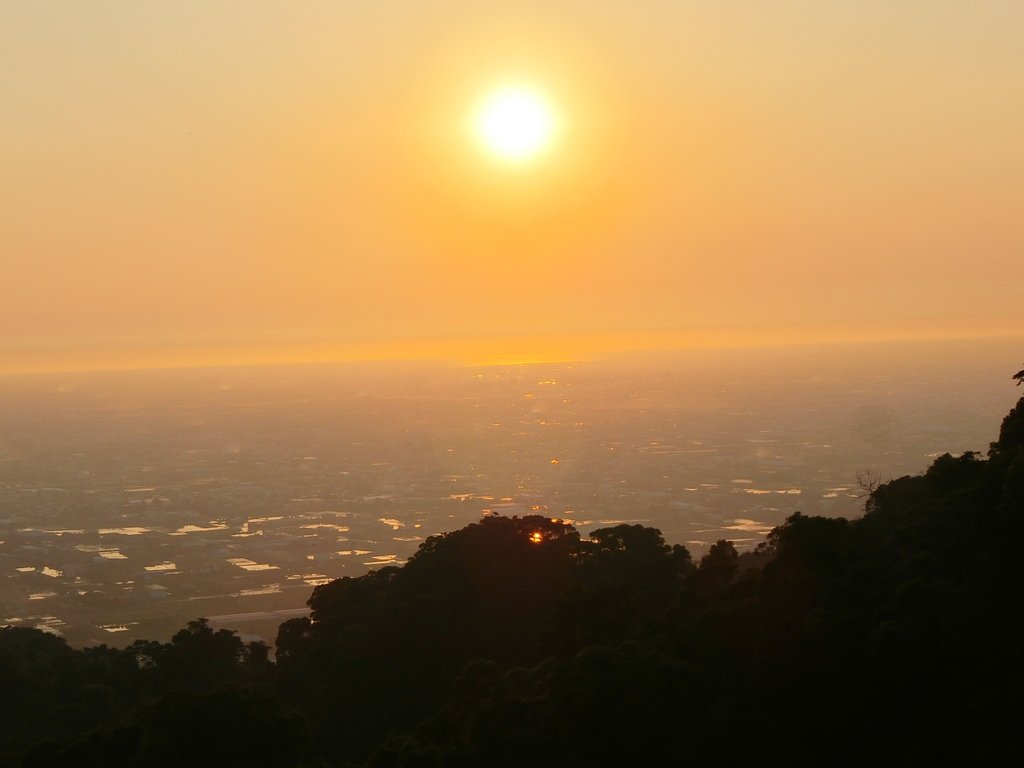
[2,1,1022,373]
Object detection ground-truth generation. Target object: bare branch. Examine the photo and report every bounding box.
[854,469,884,499]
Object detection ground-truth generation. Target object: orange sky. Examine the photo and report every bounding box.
[3,2,1022,373]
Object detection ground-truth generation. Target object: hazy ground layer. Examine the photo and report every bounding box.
[0,337,1019,647]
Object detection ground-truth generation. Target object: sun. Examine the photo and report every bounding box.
[473,85,557,162]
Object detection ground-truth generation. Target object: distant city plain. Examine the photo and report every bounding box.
[1,337,1019,647]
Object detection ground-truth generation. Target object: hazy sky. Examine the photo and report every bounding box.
[3,1,1022,372]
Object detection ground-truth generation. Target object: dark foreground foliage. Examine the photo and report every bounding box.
[4,397,1024,767]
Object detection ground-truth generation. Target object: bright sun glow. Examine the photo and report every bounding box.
[474,85,556,162]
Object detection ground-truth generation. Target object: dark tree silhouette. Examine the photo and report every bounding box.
[1014,366,1024,385]
[993,396,1024,454]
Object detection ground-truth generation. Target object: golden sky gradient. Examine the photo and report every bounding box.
[3,2,1022,373]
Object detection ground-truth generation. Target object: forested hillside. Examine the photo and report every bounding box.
[5,396,1024,767]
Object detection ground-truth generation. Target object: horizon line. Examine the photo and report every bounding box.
[2,326,1022,379]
